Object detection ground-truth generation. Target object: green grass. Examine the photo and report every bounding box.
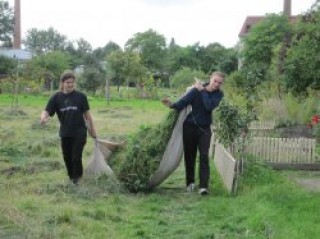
[1,94,320,239]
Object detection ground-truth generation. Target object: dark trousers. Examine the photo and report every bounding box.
[183,122,212,189]
[61,136,87,180]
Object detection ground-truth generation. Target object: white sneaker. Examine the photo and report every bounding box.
[198,188,209,195]
[186,183,195,192]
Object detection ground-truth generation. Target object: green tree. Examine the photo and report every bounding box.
[165,40,237,80]
[283,5,320,95]
[164,37,180,75]
[23,51,71,90]
[93,41,120,61]
[0,55,15,74]
[23,27,68,54]
[219,48,238,74]
[199,43,238,74]
[77,67,104,93]
[125,29,166,71]
[170,67,206,91]
[241,14,291,81]
[107,50,147,90]
[64,38,93,68]
[75,38,92,56]
[174,43,202,71]
[0,1,13,47]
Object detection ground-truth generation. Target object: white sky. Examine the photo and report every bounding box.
[7,0,317,49]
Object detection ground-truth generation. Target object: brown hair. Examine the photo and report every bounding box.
[59,70,75,91]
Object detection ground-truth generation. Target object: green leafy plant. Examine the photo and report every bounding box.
[214,100,247,149]
[215,69,261,155]
[110,110,179,192]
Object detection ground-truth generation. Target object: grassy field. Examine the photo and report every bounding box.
[1,94,320,239]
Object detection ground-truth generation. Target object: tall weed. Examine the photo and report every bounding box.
[284,92,317,124]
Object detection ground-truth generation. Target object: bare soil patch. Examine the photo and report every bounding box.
[283,171,320,192]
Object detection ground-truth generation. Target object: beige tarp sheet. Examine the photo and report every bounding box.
[147,107,187,189]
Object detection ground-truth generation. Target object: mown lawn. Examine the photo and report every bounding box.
[1,94,320,239]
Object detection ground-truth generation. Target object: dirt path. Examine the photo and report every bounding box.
[283,171,320,192]
[295,178,320,192]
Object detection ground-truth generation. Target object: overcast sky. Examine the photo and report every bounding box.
[7,0,317,49]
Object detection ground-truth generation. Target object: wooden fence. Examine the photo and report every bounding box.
[212,122,319,193]
[249,120,276,130]
[213,137,318,193]
[213,143,239,194]
[213,120,276,131]
[246,137,317,164]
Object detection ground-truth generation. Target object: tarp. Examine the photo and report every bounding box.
[147,107,187,189]
[85,108,187,189]
[85,139,123,177]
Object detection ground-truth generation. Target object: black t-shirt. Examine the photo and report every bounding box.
[45,90,89,137]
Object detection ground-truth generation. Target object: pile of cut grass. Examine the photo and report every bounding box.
[109,110,179,193]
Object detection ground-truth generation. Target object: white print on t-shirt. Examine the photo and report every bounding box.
[60,106,78,112]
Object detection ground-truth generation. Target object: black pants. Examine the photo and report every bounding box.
[183,122,212,189]
[61,136,87,181]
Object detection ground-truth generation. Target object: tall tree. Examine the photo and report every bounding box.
[241,14,291,70]
[125,29,166,71]
[0,55,15,74]
[0,1,14,47]
[75,38,92,56]
[107,49,147,90]
[199,43,238,74]
[164,37,180,74]
[23,27,68,54]
[93,41,120,60]
[23,51,71,90]
[77,67,104,93]
[165,43,202,74]
[284,4,320,95]
[65,38,93,68]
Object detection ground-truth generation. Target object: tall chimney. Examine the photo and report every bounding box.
[13,0,21,49]
[283,0,291,16]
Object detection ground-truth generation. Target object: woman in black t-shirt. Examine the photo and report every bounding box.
[40,71,97,184]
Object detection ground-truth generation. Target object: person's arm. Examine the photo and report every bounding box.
[170,88,198,110]
[40,110,49,125]
[40,93,57,124]
[84,111,97,138]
